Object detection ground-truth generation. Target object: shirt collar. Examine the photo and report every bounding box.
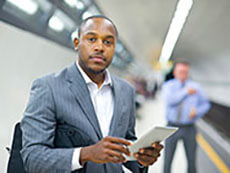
[174,78,189,87]
[76,61,112,87]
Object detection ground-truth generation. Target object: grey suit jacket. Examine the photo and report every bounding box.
[21,63,143,173]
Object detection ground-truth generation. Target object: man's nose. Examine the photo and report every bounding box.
[94,40,104,53]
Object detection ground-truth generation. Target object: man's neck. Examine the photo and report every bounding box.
[175,78,187,83]
[86,71,105,88]
[78,61,105,88]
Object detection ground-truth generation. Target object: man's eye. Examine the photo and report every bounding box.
[104,40,112,45]
[88,38,96,42]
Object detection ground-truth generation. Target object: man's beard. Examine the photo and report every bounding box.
[87,66,105,75]
[81,61,109,75]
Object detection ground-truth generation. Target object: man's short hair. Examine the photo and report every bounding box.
[78,15,118,37]
[174,59,190,66]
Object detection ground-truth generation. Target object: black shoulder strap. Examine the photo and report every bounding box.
[7,123,26,173]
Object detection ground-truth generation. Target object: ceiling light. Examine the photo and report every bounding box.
[159,0,193,63]
[64,0,76,8]
[7,0,38,15]
[48,15,64,32]
[64,0,84,10]
[76,1,84,10]
[82,11,93,20]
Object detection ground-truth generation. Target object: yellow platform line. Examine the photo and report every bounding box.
[196,133,230,173]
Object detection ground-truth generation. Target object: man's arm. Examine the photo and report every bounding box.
[162,83,188,106]
[21,78,74,173]
[192,88,211,119]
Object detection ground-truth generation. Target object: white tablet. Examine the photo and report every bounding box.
[125,126,178,161]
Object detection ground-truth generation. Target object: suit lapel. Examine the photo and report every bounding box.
[109,76,124,136]
[66,63,103,139]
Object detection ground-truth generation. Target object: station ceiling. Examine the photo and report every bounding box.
[96,0,230,77]
[1,0,229,105]
[96,0,230,106]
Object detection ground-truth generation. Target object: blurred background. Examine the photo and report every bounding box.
[0,0,229,172]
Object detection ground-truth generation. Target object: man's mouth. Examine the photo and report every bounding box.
[90,55,106,63]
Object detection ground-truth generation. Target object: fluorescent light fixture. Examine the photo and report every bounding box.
[159,0,193,63]
[76,1,84,10]
[48,15,64,32]
[64,0,76,8]
[64,0,84,10]
[7,0,38,15]
[82,11,93,20]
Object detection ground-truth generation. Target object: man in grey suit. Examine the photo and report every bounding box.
[20,15,163,173]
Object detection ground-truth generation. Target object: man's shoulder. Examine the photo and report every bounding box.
[32,64,72,85]
[163,79,177,87]
[111,74,134,90]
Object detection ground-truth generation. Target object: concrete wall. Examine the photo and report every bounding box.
[190,56,230,107]
[0,21,76,172]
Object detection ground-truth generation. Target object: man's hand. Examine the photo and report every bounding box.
[134,142,163,166]
[79,136,131,165]
[189,107,196,119]
[187,88,197,95]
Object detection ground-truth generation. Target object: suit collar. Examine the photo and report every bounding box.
[66,63,103,139]
[76,61,113,87]
[108,76,124,136]
[66,63,125,138]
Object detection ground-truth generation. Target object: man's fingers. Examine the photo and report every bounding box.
[103,136,131,156]
[135,143,163,166]
[106,155,125,163]
[104,142,130,156]
[138,148,160,157]
[104,136,131,146]
[188,88,197,95]
[134,153,157,166]
[105,149,127,163]
[151,143,164,151]
[86,137,131,164]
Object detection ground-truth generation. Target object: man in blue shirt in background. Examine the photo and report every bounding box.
[162,60,210,173]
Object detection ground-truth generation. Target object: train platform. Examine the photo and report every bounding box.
[2,93,230,173]
[125,94,230,173]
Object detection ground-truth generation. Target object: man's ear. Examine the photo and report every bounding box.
[73,38,79,51]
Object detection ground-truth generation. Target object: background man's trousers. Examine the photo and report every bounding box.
[163,124,197,173]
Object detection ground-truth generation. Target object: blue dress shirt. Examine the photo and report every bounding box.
[162,79,211,125]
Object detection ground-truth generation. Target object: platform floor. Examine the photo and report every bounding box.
[133,96,187,173]
[2,94,229,173]
[128,95,230,173]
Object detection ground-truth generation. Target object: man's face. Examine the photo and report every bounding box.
[75,18,116,75]
[173,63,190,82]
